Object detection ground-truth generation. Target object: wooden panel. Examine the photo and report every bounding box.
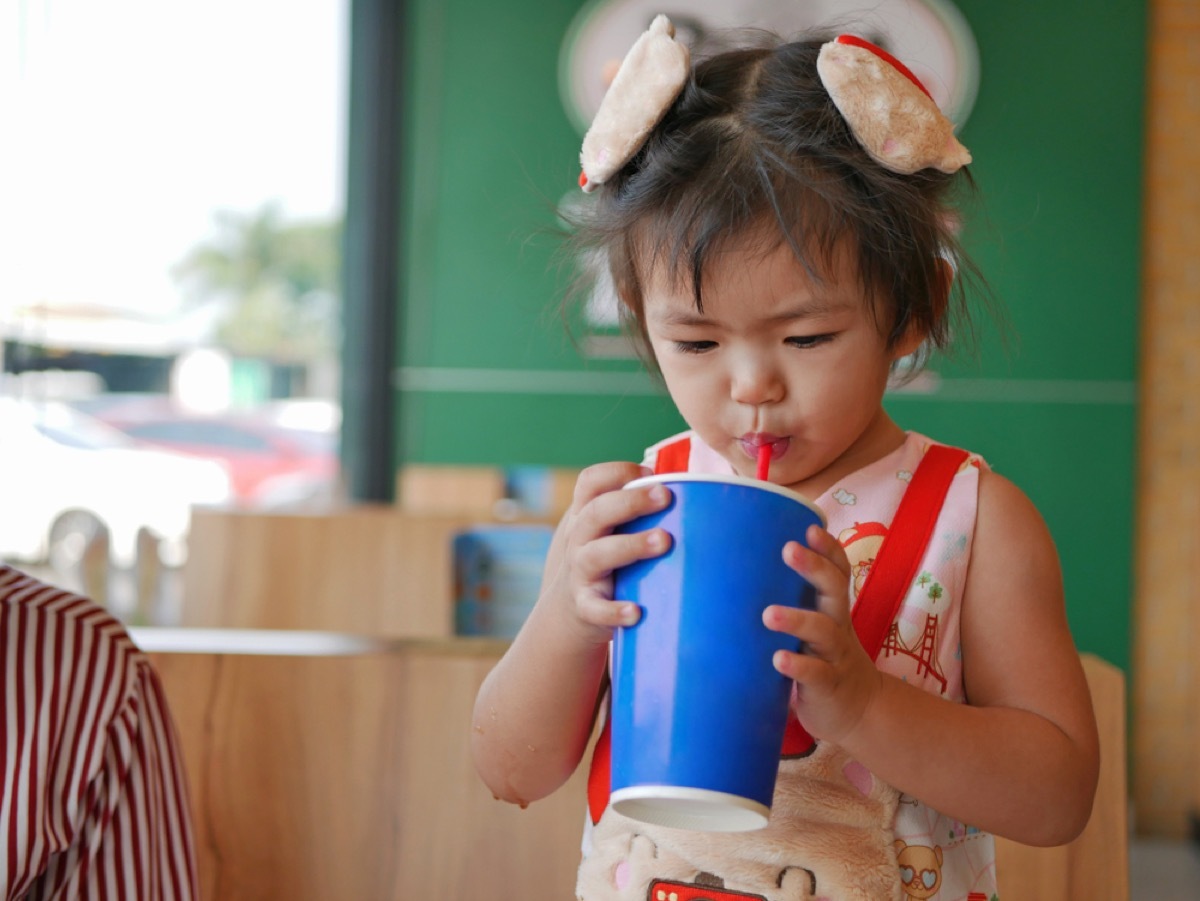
[1133,0,1200,839]
[154,651,401,899]
[152,641,587,901]
[543,467,581,519]
[180,507,477,636]
[396,465,507,515]
[995,654,1129,900]
[994,843,1071,899]
[154,640,1123,900]
[390,650,588,897]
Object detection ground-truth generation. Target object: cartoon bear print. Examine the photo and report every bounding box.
[893,840,943,900]
[578,742,902,901]
[579,830,821,901]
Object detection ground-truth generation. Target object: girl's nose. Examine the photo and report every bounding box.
[730,356,785,407]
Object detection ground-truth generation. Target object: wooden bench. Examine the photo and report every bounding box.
[140,630,1127,901]
[995,653,1130,899]
[180,507,479,636]
[139,630,584,899]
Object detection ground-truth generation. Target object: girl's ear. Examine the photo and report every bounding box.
[891,320,928,362]
[892,254,953,360]
[931,255,954,324]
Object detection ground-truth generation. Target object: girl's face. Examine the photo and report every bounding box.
[641,236,923,500]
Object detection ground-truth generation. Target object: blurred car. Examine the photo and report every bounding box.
[0,398,234,570]
[85,400,339,508]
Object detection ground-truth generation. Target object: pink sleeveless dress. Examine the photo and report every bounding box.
[577,431,998,901]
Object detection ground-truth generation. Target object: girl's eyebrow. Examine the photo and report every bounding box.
[762,297,855,323]
[650,309,716,326]
[651,296,855,326]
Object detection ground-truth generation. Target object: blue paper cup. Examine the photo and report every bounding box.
[610,473,826,832]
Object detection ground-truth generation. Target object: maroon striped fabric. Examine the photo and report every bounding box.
[1,566,198,899]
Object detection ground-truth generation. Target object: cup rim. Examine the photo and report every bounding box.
[625,472,827,527]
[610,784,770,832]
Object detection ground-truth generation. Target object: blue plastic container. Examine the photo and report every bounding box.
[610,473,825,831]
[453,525,554,638]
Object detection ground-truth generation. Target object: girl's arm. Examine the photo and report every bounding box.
[766,470,1099,846]
[470,462,672,806]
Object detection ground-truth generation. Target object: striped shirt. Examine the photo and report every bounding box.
[1,565,198,900]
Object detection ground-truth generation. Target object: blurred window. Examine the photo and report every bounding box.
[123,421,272,453]
[282,429,336,455]
[30,403,134,450]
[35,424,109,451]
[1,1,348,619]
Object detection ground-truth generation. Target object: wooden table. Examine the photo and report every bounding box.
[135,629,586,901]
[136,629,1128,901]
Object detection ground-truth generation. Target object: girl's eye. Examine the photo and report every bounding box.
[673,340,717,354]
[786,334,833,349]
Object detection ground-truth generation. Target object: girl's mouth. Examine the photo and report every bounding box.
[740,433,790,461]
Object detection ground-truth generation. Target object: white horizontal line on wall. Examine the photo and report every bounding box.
[393,367,1137,405]
[888,374,1137,405]
[394,366,664,395]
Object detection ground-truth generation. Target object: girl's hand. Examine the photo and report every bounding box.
[762,524,883,744]
[543,462,673,646]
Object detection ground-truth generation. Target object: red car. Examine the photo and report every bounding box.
[88,400,339,508]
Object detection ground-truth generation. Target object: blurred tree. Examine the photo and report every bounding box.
[172,203,341,361]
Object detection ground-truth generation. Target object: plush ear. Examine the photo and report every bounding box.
[579,15,690,191]
[818,35,970,175]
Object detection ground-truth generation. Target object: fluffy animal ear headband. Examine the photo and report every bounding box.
[817,34,971,174]
[578,14,689,193]
[577,19,970,191]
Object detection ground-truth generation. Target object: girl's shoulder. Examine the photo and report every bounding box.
[903,431,991,475]
[825,432,988,502]
[819,432,988,527]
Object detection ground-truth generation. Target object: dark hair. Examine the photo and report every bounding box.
[564,33,985,374]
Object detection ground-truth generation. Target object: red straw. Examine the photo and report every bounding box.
[756,443,771,481]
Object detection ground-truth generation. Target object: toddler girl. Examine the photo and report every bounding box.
[471,17,1098,901]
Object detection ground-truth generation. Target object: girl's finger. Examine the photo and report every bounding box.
[580,480,672,537]
[804,525,852,576]
[771,645,822,683]
[762,605,841,659]
[578,588,641,629]
[571,528,672,584]
[782,541,853,626]
[572,461,652,508]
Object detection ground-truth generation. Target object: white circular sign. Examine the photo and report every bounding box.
[559,0,980,134]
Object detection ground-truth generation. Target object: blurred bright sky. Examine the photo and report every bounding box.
[0,0,347,315]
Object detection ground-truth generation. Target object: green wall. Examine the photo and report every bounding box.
[394,0,1146,670]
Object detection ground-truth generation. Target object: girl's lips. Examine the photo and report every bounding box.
[740,434,790,461]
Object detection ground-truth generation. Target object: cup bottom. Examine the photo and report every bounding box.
[610,785,769,832]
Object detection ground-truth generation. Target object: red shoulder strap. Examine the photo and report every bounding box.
[851,443,970,659]
[586,714,611,824]
[652,436,691,474]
